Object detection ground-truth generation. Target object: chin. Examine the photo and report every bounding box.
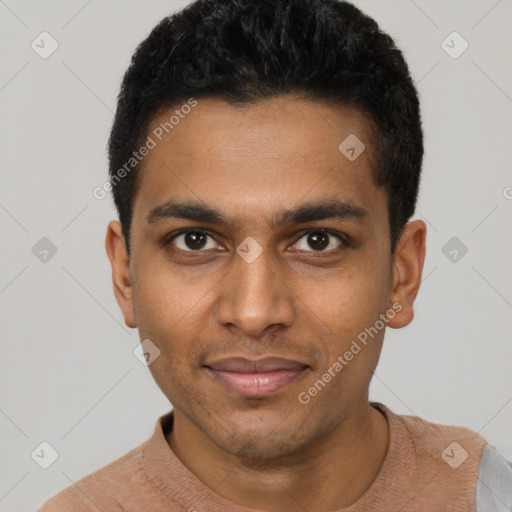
[220,433,302,461]
[206,411,313,461]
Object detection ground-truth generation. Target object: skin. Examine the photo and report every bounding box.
[106,95,426,511]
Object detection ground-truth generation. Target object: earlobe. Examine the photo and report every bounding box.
[387,220,426,329]
[105,220,137,329]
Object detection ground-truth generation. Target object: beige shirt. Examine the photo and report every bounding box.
[38,402,490,511]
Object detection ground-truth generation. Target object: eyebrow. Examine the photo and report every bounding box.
[147,199,368,229]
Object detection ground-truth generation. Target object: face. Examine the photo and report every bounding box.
[107,95,425,460]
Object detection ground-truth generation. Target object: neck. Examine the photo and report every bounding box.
[167,398,389,512]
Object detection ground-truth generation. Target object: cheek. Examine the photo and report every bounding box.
[304,268,390,391]
[131,262,224,383]
[316,268,387,332]
[131,255,211,329]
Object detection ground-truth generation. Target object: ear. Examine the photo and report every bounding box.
[387,220,426,329]
[105,220,137,328]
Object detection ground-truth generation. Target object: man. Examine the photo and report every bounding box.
[39,0,512,510]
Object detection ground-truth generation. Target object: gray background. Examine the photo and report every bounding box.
[1,0,511,510]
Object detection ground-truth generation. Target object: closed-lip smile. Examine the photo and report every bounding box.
[203,356,310,397]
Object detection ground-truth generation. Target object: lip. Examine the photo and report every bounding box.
[203,356,309,397]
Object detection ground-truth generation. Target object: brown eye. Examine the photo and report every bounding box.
[170,230,218,251]
[184,231,207,249]
[292,230,345,252]
[307,232,329,251]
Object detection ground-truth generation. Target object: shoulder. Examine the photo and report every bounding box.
[377,403,488,466]
[37,441,149,511]
[393,408,488,459]
[378,404,512,509]
[476,444,512,512]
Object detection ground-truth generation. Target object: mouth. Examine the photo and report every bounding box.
[202,356,310,398]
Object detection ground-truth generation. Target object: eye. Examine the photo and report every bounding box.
[167,229,221,252]
[291,229,346,253]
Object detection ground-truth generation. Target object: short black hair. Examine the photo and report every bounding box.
[108,0,423,255]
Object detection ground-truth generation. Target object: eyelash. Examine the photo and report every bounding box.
[163,228,349,255]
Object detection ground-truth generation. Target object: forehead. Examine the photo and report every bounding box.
[132,96,385,227]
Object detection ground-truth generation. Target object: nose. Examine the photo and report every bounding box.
[216,246,295,338]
